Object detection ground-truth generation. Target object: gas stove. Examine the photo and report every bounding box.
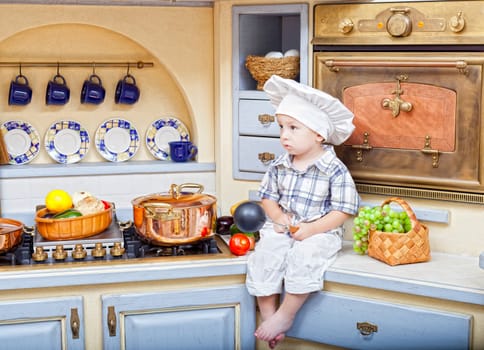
[0,220,225,266]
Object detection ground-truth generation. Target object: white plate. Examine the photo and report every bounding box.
[44,120,90,164]
[1,120,40,165]
[95,118,139,162]
[145,117,190,160]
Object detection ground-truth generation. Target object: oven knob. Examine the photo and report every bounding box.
[386,13,412,37]
[32,247,48,262]
[92,242,106,258]
[110,242,125,257]
[449,12,465,33]
[338,18,354,34]
[53,245,68,260]
[72,244,87,260]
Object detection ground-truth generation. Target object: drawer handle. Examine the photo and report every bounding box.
[357,321,378,336]
[258,114,275,126]
[258,152,275,164]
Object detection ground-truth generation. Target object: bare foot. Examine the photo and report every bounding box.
[254,311,294,342]
[268,333,285,349]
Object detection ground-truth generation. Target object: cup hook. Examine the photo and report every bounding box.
[56,62,60,76]
[18,63,22,76]
[126,63,130,76]
[92,62,96,75]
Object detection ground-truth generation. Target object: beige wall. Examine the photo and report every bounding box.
[0,3,214,162]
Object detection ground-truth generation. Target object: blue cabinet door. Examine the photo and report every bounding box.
[0,296,84,350]
[287,291,472,350]
[102,284,256,350]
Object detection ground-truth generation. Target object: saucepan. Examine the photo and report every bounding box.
[0,218,24,254]
[132,183,217,246]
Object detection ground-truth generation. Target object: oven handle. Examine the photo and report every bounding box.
[324,59,468,74]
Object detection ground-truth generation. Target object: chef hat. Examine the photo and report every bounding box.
[263,75,355,145]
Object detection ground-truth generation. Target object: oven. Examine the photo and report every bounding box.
[313,0,484,204]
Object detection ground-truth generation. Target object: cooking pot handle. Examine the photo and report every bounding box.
[170,183,204,199]
[143,201,171,216]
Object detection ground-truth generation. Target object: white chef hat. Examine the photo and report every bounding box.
[263,75,355,145]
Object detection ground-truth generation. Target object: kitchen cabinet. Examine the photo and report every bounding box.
[232,4,308,180]
[286,290,472,350]
[0,257,252,349]
[102,284,255,350]
[0,296,84,350]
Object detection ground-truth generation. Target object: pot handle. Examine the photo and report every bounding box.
[143,202,181,221]
[170,183,204,199]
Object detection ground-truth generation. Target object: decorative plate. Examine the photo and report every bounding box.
[95,118,139,162]
[145,117,190,160]
[0,120,41,165]
[44,120,90,164]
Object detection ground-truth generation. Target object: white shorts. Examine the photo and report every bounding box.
[246,223,342,296]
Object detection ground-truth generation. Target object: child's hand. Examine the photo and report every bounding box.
[272,214,292,234]
[289,223,310,241]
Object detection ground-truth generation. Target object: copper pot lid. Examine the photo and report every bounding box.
[132,183,216,208]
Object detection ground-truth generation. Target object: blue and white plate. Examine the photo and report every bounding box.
[95,118,139,162]
[0,120,41,165]
[44,120,90,164]
[145,117,190,160]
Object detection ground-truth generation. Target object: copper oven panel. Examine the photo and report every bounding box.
[314,52,483,194]
[343,81,456,152]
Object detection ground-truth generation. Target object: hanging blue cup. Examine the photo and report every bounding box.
[81,74,105,105]
[115,74,140,105]
[46,74,70,105]
[9,74,32,106]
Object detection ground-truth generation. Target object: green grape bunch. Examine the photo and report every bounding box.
[352,203,412,255]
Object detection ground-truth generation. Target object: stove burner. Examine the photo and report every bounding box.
[1,225,222,265]
[122,226,220,258]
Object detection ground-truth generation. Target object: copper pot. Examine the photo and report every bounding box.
[131,183,217,246]
[0,218,24,254]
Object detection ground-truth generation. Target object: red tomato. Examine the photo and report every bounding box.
[101,200,111,210]
[229,233,251,256]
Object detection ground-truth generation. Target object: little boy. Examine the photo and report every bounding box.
[246,75,360,348]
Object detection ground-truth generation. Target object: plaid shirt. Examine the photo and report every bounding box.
[258,145,360,223]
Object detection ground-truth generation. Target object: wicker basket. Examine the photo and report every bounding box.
[35,206,113,241]
[368,197,431,266]
[245,55,300,90]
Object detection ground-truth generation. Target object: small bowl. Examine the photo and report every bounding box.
[35,206,112,240]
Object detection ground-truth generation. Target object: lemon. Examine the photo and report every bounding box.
[45,189,73,213]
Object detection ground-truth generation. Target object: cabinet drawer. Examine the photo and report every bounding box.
[239,99,279,136]
[238,136,284,173]
[287,291,471,350]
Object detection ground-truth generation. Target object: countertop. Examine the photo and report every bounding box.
[0,238,482,306]
[328,242,483,305]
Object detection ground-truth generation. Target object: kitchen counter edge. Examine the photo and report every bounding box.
[0,240,482,306]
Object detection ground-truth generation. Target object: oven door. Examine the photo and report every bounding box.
[314,52,483,199]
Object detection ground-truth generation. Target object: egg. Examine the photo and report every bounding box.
[284,49,300,57]
[265,51,283,59]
